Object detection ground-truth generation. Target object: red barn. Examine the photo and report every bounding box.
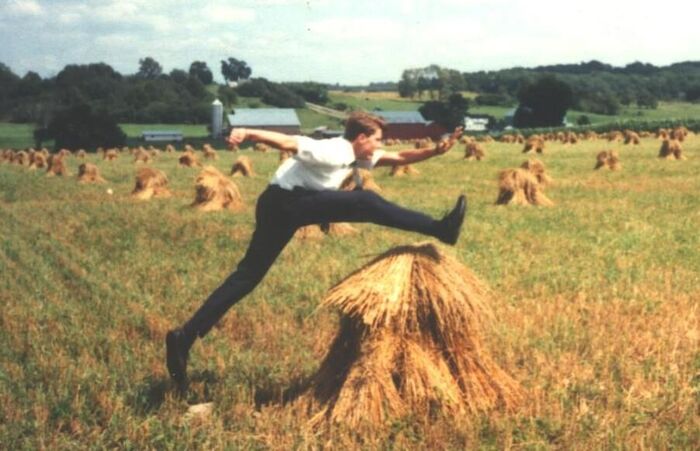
[374,111,447,141]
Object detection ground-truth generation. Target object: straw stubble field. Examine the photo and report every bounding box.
[0,136,698,448]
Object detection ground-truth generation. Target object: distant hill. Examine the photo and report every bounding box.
[526,60,700,76]
[461,60,700,115]
[2,58,699,128]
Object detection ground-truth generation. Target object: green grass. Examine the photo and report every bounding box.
[616,101,700,121]
[295,108,345,134]
[119,123,210,138]
[1,136,699,448]
[234,96,275,109]
[4,98,700,149]
[565,102,700,126]
[468,105,515,118]
[0,122,45,148]
[328,91,424,111]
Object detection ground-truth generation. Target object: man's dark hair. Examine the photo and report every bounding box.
[343,112,386,141]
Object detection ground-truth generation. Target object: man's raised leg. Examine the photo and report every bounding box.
[290,190,467,245]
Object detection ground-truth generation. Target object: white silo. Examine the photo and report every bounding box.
[211,98,223,138]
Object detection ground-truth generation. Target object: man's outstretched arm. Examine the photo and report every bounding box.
[226,127,298,153]
[375,126,463,167]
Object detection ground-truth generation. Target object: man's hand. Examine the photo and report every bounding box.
[226,128,247,149]
[434,126,464,155]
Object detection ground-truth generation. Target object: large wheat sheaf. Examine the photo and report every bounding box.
[301,243,524,429]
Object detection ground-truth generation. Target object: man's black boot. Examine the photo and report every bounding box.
[436,194,467,245]
[166,328,192,392]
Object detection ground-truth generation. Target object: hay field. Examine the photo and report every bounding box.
[0,122,40,149]
[1,136,698,448]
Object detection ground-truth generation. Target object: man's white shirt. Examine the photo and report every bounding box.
[270,136,385,191]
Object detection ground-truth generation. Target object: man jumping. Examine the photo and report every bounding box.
[167,112,467,390]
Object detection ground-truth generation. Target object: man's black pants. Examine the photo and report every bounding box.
[182,184,439,339]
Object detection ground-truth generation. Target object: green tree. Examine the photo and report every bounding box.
[576,88,621,115]
[636,90,658,109]
[398,65,455,99]
[416,76,434,99]
[513,75,573,127]
[168,69,188,84]
[686,85,700,102]
[17,71,43,95]
[10,72,50,122]
[437,68,465,100]
[221,57,251,83]
[189,61,213,85]
[283,82,328,104]
[41,103,126,150]
[54,63,125,111]
[398,69,418,98]
[184,76,207,98]
[217,85,238,107]
[418,93,470,130]
[137,57,162,79]
[0,62,20,113]
[236,78,304,108]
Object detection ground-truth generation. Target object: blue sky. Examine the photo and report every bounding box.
[1,0,698,85]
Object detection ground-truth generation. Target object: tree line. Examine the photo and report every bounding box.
[395,61,700,128]
[2,56,699,137]
[0,57,338,149]
[400,61,700,114]
[1,59,215,125]
[0,57,331,126]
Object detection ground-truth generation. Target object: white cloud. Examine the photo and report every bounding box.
[203,5,256,23]
[1,0,698,84]
[95,34,140,49]
[307,17,404,41]
[143,15,174,33]
[82,1,175,32]
[238,0,330,5]
[57,12,82,24]
[93,1,141,22]
[5,0,43,15]
[419,18,485,42]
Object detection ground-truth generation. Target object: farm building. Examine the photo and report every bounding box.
[374,111,447,140]
[464,115,490,132]
[211,99,224,138]
[142,130,183,142]
[227,108,301,135]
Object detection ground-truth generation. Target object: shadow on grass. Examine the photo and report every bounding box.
[184,369,221,403]
[129,370,224,413]
[129,376,169,415]
[253,375,313,408]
